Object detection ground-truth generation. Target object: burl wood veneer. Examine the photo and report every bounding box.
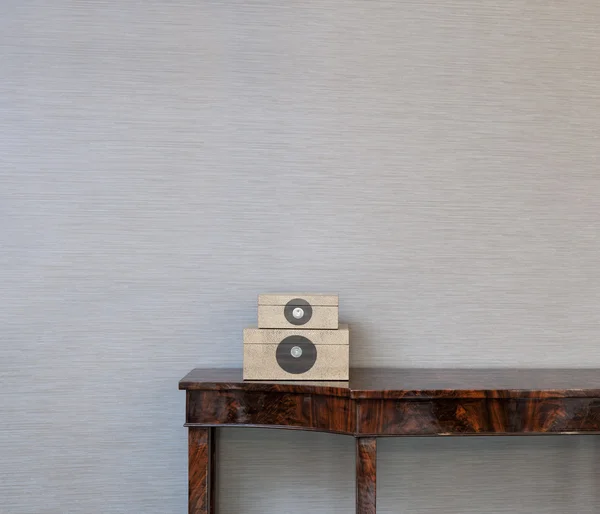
[180,368,600,513]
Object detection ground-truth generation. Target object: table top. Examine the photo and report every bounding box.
[179,368,600,399]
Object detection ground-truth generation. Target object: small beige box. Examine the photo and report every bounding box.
[257,293,339,330]
[243,324,349,381]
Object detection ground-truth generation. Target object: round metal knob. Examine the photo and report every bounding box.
[292,307,304,319]
[290,346,303,358]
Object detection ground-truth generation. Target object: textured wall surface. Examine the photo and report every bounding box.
[2,0,600,512]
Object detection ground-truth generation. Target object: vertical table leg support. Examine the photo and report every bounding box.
[356,437,377,514]
[189,427,217,514]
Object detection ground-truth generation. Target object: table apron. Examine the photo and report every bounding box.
[187,391,600,436]
[186,390,356,434]
[356,397,600,436]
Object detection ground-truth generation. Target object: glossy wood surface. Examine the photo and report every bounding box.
[357,397,600,435]
[182,368,600,436]
[187,390,355,435]
[356,438,376,514]
[182,368,600,514]
[180,367,600,399]
[188,427,216,514]
[180,368,351,397]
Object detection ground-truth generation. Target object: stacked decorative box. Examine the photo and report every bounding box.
[243,293,349,381]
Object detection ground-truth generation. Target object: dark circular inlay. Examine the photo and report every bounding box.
[276,335,317,374]
[284,298,313,325]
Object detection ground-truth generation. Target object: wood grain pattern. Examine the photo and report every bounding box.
[347,368,600,399]
[358,399,490,436]
[183,368,600,513]
[180,368,600,399]
[209,428,217,514]
[186,390,355,435]
[356,438,376,514]
[188,427,216,514]
[356,398,598,435]
[183,369,600,436]
[180,368,351,397]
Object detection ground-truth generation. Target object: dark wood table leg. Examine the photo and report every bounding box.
[356,437,376,514]
[189,427,217,514]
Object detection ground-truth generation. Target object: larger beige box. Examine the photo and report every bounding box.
[257,293,339,330]
[243,324,349,381]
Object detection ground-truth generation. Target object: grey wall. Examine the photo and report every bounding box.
[2,0,600,512]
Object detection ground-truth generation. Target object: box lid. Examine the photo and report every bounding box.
[258,293,339,306]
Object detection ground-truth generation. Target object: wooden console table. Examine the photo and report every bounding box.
[179,368,600,514]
